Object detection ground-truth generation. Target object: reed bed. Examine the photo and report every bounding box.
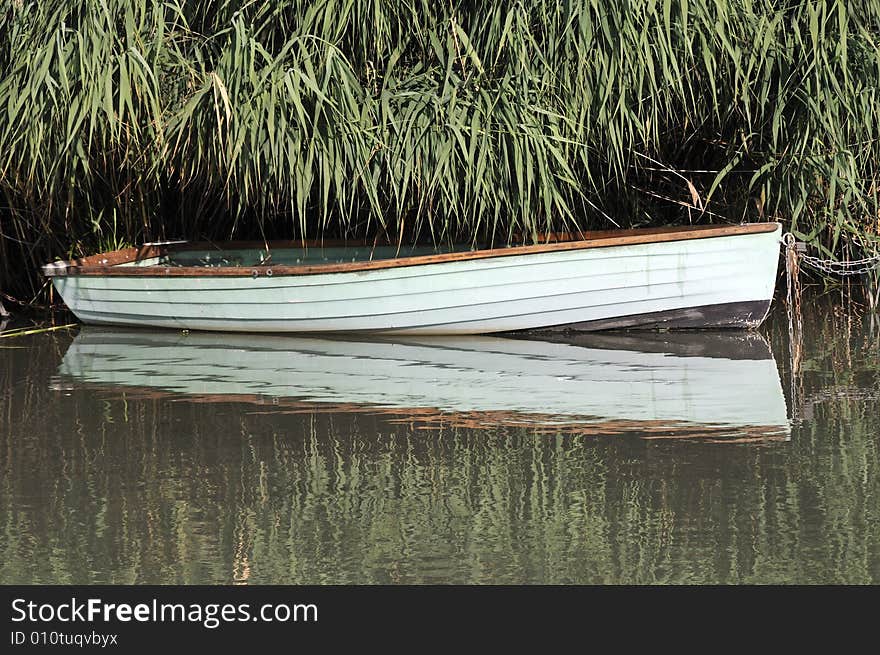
[1,0,879,298]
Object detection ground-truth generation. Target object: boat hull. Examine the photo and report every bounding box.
[49,225,782,334]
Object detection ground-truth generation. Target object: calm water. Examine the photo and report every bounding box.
[1,301,878,584]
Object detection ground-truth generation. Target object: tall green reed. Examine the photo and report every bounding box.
[1,0,879,298]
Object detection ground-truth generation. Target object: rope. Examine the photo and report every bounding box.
[782,232,880,422]
[783,233,804,423]
[782,232,879,423]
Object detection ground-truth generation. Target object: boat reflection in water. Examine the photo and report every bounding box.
[54,328,790,443]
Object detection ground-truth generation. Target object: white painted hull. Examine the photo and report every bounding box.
[56,329,790,439]
[50,226,782,334]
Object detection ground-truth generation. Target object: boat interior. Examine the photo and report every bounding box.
[129,244,477,268]
[42,222,780,276]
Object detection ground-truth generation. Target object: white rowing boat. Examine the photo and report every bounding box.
[43,222,782,334]
[54,328,790,441]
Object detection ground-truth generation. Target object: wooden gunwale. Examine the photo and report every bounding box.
[45,222,780,278]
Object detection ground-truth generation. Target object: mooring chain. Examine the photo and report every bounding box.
[782,232,880,277]
[797,253,880,276]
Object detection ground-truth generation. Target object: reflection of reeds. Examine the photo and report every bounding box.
[2,313,879,584]
[2,1,880,299]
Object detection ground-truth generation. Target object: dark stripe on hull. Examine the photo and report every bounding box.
[522,299,773,333]
[521,331,773,360]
